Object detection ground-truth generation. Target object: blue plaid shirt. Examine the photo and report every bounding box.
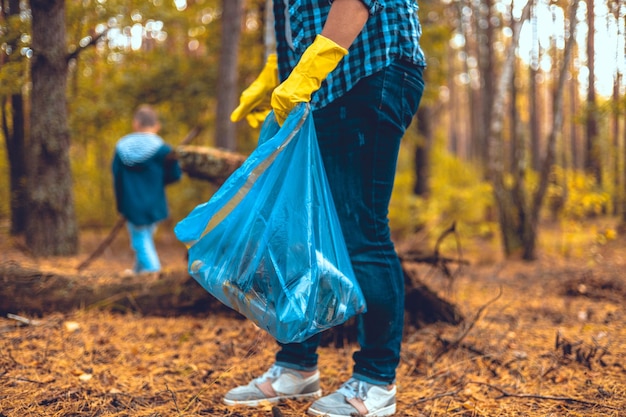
[273,0,426,109]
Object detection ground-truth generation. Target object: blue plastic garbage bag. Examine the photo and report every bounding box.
[174,104,366,344]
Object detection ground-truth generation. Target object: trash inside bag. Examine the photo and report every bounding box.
[175,104,366,344]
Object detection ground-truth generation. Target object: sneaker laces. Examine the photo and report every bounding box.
[337,378,369,401]
[255,364,284,384]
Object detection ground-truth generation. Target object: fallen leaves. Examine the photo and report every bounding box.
[1,236,626,416]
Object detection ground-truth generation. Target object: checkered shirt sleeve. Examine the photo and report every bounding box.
[273,0,426,109]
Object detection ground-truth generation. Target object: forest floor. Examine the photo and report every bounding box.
[0,219,625,417]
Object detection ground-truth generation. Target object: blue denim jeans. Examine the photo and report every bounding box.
[275,60,425,385]
[127,222,161,273]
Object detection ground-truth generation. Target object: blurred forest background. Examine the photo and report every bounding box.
[1,0,625,262]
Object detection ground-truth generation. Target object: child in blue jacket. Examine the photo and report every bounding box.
[112,104,182,274]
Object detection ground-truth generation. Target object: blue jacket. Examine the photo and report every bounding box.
[112,132,182,226]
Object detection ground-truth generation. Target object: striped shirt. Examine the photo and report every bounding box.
[273,0,426,109]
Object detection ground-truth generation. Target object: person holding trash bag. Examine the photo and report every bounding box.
[112,104,182,275]
[227,1,426,416]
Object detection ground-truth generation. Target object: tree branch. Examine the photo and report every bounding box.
[471,381,623,411]
[433,286,503,361]
[66,29,109,62]
[409,389,463,407]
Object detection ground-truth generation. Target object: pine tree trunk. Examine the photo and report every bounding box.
[585,0,601,184]
[471,9,485,164]
[481,0,495,165]
[529,1,541,172]
[509,61,518,171]
[214,0,242,151]
[487,2,531,259]
[623,10,626,227]
[27,0,78,256]
[7,94,27,235]
[447,43,460,156]
[526,0,579,259]
[568,57,580,170]
[413,106,431,196]
[611,0,623,219]
[613,71,622,216]
[1,0,28,236]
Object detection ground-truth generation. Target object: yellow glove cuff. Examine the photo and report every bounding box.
[271,35,348,125]
[231,53,279,123]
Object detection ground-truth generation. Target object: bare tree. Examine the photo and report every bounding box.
[26,0,78,256]
[621,1,626,227]
[480,0,495,165]
[469,0,485,163]
[529,1,580,257]
[487,2,531,258]
[413,106,432,196]
[610,0,624,219]
[585,0,601,183]
[568,52,580,170]
[1,0,28,235]
[529,0,541,171]
[214,0,243,151]
[488,0,579,259]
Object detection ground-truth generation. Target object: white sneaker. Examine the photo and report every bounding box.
[308,378,396,417]
[224,365,322,406]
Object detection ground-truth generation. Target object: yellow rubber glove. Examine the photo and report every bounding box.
[271,35,348,125]
[231,53,279,126]
[245,109,271,129]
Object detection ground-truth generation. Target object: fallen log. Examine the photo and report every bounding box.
[175,145,246,186]
[0,259,462,331]
[0,261,234,318]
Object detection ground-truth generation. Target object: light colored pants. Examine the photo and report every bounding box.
[127,222,161,273]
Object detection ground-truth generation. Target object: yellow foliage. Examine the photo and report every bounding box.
[389,131,496,246]
[546,166,612,220]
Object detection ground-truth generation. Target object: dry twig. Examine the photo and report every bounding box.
[409,388,463,407]
[433,286,503,362]
[165,383,182,416]
[400,221,469,281]
[471,381,623,411]
[7,313,41,326]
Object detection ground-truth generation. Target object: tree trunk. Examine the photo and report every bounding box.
[264,0,276,56]
[6,94,27,235]
[487,2,531,258]
[413,106,431,196]
[529,1,541,172]
[611,1,623,219]
[481,0,495,165]
[568,56,580,170]
[1,0,28,236]
[528,0,579,259]
[447,43,460,156]
[613,68,622,216]
[585,0,601,184]
[469,1,485,165]
[509,59,518,172]
[214,0,242,151]
[623,9,626,227]
[27,0,78,256]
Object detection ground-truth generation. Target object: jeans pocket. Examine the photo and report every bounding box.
[395,61,425,128]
